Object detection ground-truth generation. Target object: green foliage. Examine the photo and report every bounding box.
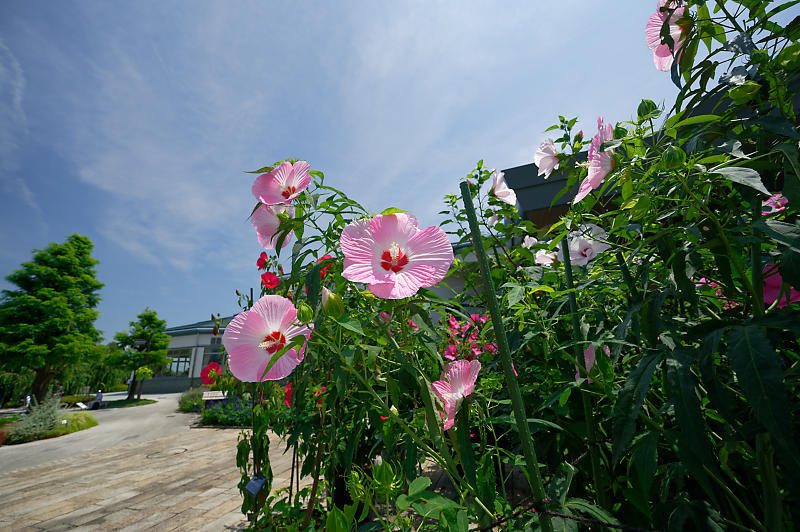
[200,395,251,426]
[0,234,104,401]
[178,386,208,413]
[109,307,170,399]
[42,411,98,439]
[60,394,94,405]
[5,395,64,444]
[0,369,33,407]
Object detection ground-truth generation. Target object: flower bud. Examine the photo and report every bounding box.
[322,291,345,319]
[661,145,686,170]
[296,302,314,323]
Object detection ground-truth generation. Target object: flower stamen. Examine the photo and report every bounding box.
[380,243,409,272]
[258,330,287,354]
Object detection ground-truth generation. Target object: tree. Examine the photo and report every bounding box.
[0,234,104,402]
[110,308,169,400]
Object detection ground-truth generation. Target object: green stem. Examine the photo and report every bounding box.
[560,238,608,511]
[756,433,782,532]
[704,465,767,532]
[460,182,553,532]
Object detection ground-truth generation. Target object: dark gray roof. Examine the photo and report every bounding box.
[165,316,234,337]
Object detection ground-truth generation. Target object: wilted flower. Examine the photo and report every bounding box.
[491,170,517,206]
[251,161,311,205]
[251,204,294,250]
[431,359,481,431]
[645,0,687,72]
[534,138,560,179]
[222,295,313,382]
[284,382,293,407]
[762,193,788,215]
[256,252,269,270]
[558,224,612,266]
[535,249,558,266]
[522,235,538,249]
[340,212,454,299]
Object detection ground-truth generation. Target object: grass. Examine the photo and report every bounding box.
[42,412,98,438]
[0,415,20,428]
[104,398,157,409]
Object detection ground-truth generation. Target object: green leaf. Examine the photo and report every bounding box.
[726,325,800,480]
[755,116,800,140]
[666,352,716,498]
[712,166,769,195]
[752,219,800,252]
[244,166,273,174]
[336,316,365,336]
[380,207,408,215]
[612,353,661,463]
[564,498,620,525]
[670,114,720,128]
[631,431,658,498]
[408,476,431,498]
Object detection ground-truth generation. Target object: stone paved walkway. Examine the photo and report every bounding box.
[0,427,305,531]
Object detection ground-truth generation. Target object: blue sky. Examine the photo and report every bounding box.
[0,1,679,340]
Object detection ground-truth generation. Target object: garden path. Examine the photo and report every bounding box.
[0,394,309,530]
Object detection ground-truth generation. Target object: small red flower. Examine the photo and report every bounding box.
[261,272,280,289]
[256,252,269,270]
[201,362,222,385]
[284,382,293,407]
[315,386,326,406]
[379,415,389,421]
[317,254,334,279]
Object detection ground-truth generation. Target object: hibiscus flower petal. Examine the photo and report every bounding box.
[288,161,311,194]
[406,226,454,285]
[370,213,420,248]
[252,162,293,205]
[260,349,303,380]
[250,295,294,331]
[227,343,268,382]
[444,359,481,397]
[251,204,294,249]
[222,310,268,354]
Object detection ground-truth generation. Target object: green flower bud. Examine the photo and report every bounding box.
[728,81,761,104]
[322,291,345,319]
[296,302,313,323]
[661,145,687,170]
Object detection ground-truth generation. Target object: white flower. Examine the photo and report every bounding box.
[557,224,612,266]
[491,170,517,206]
[522,235,538,249]
[534,138,560,179]
[535,249,558,266]
[487,210,500,226]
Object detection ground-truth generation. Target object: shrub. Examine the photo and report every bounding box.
[178,386,208,413]
[43,412,98,438]
[200,395,251,426]
[6,396,64,444]
[107,383,128,392]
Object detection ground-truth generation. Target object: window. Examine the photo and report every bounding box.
[164,348,192,376]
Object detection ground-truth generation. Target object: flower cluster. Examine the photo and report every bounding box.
[442,314,497,362]
[250,161,311,250]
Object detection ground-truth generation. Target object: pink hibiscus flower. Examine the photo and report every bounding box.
[340,212,454,299]
[491,170,517,206]
[534,138,560,179]
[558,224,612,266]
[201,362,222,385]
[763,265,800,309]
[251,161,312,205]
[574,117,614,204]
[430,359,481,431]
[762,193,788,215]
[251,204,294,250]
[645,0,687,72]
[222,295,313,382]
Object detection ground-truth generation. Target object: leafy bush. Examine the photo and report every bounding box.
[200,395,251,426]
[6,396,64,444]
[0,415,20,428]
[178,386,208,413]
[42,412,98,438]
[107,383,128,392]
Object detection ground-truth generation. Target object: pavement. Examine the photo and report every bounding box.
[0,392,308,531]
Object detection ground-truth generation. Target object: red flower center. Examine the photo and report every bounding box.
[380,244,409,273]
[260,331,287,354]
[281,185,297,199]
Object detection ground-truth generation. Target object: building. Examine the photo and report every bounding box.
[141,316,232,394]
